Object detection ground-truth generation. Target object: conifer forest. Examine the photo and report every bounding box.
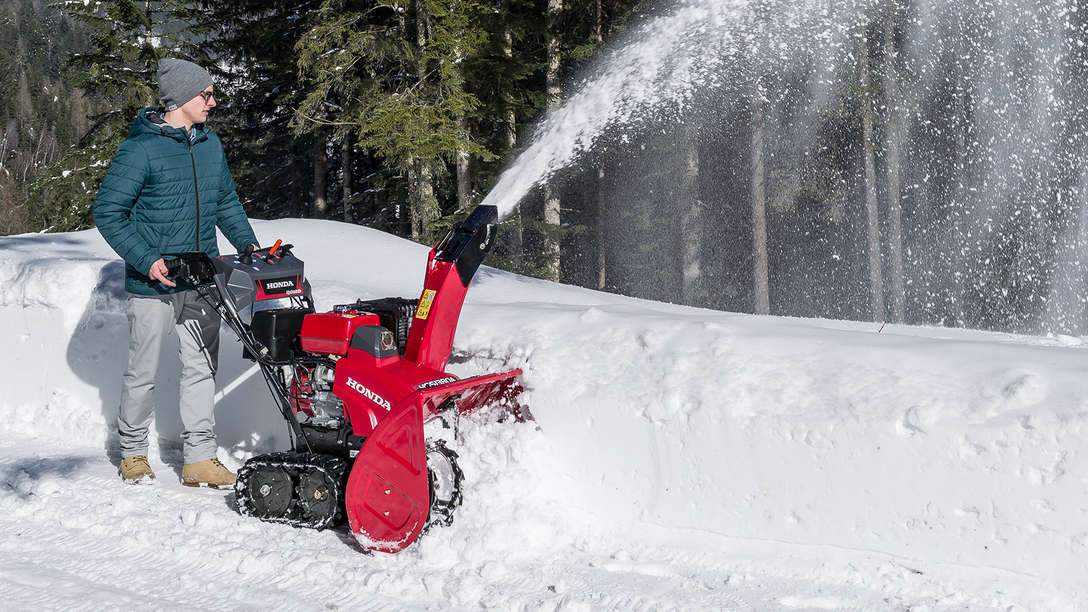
[4,0,1088,336]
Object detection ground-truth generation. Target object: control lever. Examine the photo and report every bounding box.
[236,240,294,267]
[260,240,293,263]
[268,239,283,259]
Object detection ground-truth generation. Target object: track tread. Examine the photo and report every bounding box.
[235,452,348,530]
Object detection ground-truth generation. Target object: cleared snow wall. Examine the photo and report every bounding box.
[458,303,1088,593]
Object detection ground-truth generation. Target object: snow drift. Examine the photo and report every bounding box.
[1,220,1085,607]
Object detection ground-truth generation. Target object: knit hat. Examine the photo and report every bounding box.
[157,58,213,111]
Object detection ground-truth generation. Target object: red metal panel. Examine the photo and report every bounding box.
[344,397,429,553]
[299,312,380,355]
[403,254,470,371]
[334,352,415,437]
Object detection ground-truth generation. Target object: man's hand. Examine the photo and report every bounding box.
[149,258,177,288]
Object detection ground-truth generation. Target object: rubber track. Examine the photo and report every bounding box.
[235,452,348,531]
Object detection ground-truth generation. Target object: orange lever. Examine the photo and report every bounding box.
[269,239,283,259]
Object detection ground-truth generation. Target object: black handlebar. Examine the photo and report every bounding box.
[162,241,298,287]
[162,252,216,285]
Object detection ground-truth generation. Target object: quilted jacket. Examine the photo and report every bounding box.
[93,107,258,295]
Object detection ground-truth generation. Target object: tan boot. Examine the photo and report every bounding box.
[181,458,236,489]
[119,456,156,484]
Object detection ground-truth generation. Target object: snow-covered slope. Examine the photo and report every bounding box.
[0,220,1084,610]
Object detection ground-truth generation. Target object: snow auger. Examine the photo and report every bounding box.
[163,204,525,553]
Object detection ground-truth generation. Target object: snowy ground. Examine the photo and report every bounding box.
[1,220,1085,610]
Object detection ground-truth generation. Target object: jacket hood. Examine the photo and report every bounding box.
[128,106,209,143]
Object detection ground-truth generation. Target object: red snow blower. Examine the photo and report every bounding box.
[163,205,525,552]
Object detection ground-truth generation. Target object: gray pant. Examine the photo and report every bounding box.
[118,291,221,463]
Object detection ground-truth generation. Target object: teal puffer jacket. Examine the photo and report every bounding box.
[93,107,258,295]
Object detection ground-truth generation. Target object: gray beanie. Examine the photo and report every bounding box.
[157,58,213,111]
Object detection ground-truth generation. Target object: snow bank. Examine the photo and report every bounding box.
[1,220,1085,603]
[466,305,1088,591]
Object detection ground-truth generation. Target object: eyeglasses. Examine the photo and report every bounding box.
[198,90,215,103]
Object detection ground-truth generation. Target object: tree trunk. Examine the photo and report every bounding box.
[342,139,353,223]
[953,78,968,325]
[884,11,905,323]
[408,158,439,241]
[408,157,420,240]
[408,1,438,241]
[420,161,438,238]
[503,16,518,153]
[860,30,885,322]
[681,130,703,306]
[415,0,431,45]
[312,132,328,217]
[542,0,563,282]
[951,11,968,326]
[457,116,472,211]
[594,0,607,291]
[144,1,153,43]
[453,13,472,213]
[144,1,155,72]
[502,16,524,256]
[542,188,561,280]
[68,91,85,140]
[596,165,608,290]
[595,0,604,42]
[751,80,771,314]
[293,157,307,217]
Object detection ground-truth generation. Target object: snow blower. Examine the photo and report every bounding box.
[163,204,525,553]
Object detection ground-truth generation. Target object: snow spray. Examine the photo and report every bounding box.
[481,0,1088,335]
[480,0,753,219]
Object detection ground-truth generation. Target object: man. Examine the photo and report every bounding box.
[93,58,258,488]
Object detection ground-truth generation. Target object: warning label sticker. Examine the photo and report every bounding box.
[415,289,437,320]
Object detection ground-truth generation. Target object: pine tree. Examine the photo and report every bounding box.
[0,0,96,233]
[459,0,540,269]
[295,0,492,243]
[179,0,325,219]
[31,0,176,232]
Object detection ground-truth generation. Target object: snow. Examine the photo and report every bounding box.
[1,219,1086,610]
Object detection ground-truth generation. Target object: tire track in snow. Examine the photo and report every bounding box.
[0,443,752,610]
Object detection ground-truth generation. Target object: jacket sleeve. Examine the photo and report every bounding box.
[92,139,159,276]
[215,153,258,252]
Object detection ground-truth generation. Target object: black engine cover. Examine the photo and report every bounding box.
[334,297,418,356]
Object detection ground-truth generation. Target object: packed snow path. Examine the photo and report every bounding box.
[1,439,1020,611]
[0,221,1083,610]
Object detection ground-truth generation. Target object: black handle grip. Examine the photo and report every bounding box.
[160,252,215,285]
[239,243,256,266]
[164,258,185,278]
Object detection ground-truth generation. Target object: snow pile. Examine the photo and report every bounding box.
[1,220,1086,609]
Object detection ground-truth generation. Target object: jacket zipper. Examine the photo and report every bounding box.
[189,139,201,252]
